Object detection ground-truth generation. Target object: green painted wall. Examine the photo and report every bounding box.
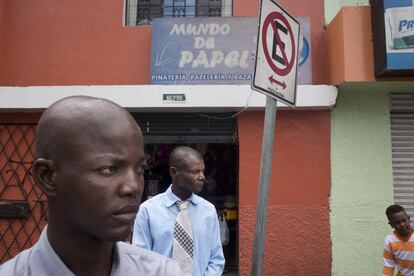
[325,0,368,23]
[330,82,414,275]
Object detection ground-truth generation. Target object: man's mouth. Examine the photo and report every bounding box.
[197,181,205,187]
[117,205,139,213]
[112,205,139,223]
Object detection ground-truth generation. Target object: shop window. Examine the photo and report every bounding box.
[390,93,414,225]
[125,0,233,26]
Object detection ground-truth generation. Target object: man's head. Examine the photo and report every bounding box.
[386,204,412,237]
[33,96,146,242]
[169,146,205,200]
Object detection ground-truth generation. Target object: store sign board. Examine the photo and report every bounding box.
[371,0,414,76]
[150,17,311,85]
[252,0,300,106]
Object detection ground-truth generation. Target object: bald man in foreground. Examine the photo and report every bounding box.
[0,96,182,276]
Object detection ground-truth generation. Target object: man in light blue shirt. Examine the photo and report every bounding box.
[133,146,225,276]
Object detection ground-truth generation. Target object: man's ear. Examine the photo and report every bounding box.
[169,166,178,179]
[32,158,57,198]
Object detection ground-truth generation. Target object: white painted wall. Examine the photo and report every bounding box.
[0,85,337,112]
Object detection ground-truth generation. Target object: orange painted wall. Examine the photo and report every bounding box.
[237,111,331,275]
[0,0,328,85]
[0,0,151,85]
[327,6,375,84]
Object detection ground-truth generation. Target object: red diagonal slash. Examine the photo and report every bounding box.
[269,75,286,89]
[271,20,289,67]
[262,12,295,76]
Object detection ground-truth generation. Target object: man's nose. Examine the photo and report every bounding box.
[398,221,407,227]
[199,172,205,181]
[120,169,143,196]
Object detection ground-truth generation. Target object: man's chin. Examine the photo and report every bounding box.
[398,229,412,237]
[101,226,132,242]
[105,233,130,242]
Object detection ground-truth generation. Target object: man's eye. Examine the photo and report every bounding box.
[136,165,146,175]
[99,167,116,175]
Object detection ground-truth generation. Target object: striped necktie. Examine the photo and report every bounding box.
[172,200,193,276]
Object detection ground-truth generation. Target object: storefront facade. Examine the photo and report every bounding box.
[0,0,344,275]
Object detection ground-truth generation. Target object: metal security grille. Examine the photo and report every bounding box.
[390,93,414,221]
[132,112,237,143]
[0,124,47,263]
[125,0,232,26]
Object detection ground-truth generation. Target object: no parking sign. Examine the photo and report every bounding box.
[252,0,300,106]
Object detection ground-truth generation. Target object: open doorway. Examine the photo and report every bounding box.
[142,142,238,273]
[132,110,239,273]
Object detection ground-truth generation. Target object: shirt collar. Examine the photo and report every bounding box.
[37,226,121,276]
[165,184,201,207]
[36,226,75,275]
[393,229,414,242]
